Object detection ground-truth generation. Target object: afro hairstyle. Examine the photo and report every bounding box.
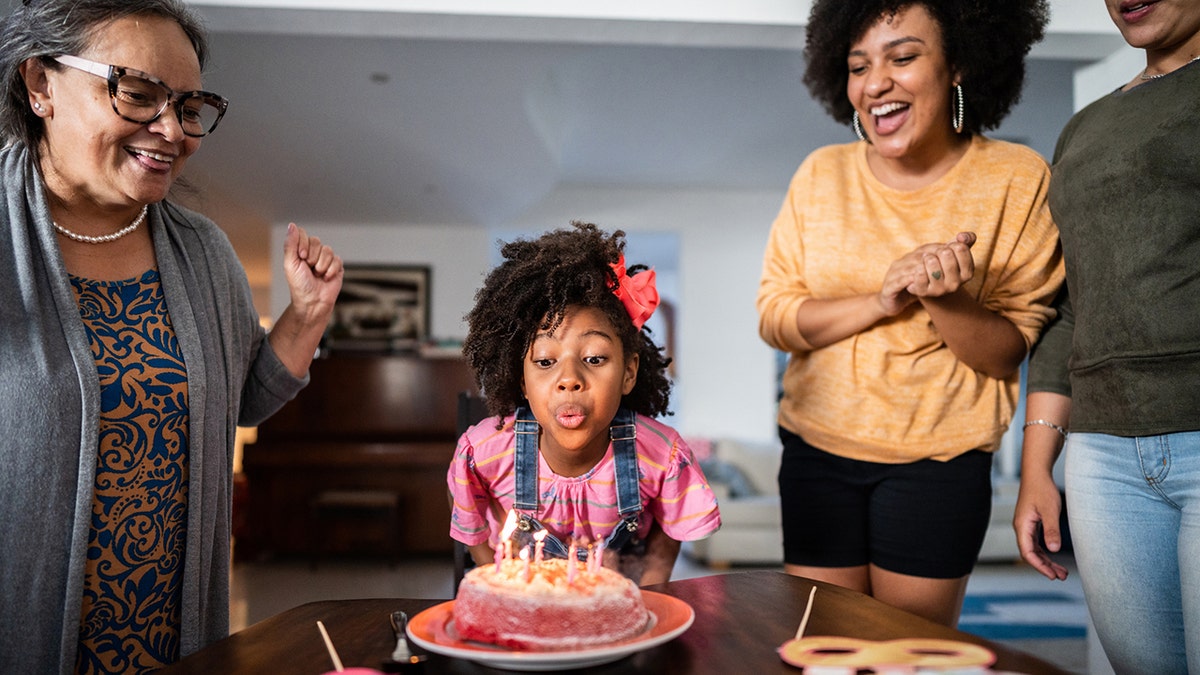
[463,222,672,421]
[802,0,1050,134]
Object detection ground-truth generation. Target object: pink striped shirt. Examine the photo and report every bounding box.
[448,413,721,549]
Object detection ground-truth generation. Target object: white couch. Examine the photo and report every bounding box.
[687,438,784,566]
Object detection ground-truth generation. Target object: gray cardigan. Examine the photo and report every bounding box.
[0,143,307,674]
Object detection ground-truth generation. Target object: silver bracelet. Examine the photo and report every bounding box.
[1023,419,1068,439]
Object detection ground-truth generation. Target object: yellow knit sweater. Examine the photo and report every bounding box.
[758,136,1064,463]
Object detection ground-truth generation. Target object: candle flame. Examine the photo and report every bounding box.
[532,529,547,563]
[500,509,518,539]
[566,542,578,585]
[519,545,532,582]
[589,541,605,574]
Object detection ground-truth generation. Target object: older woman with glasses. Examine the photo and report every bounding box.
[0,1,343,672]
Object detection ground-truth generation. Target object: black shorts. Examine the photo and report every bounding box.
[778,428,993,579]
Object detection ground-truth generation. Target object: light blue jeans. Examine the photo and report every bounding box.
[1065,431,1200,675]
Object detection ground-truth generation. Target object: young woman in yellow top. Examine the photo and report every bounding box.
[757,0,1063,626]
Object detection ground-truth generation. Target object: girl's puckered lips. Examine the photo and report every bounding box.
[554,403,587,429]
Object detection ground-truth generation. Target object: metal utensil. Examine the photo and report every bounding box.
[383,611,427,670]
[390,611,413,662]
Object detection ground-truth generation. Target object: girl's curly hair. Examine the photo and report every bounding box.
[464,222,672,421]
[802,0,1049,134]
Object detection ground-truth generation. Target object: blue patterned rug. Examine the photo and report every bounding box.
[959,592,1087,640]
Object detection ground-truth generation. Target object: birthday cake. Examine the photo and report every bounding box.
[453,557,650,650]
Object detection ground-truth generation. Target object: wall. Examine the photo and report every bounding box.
[269,222,490,341]
[267,185,783,444]
[1075,44,1142,111]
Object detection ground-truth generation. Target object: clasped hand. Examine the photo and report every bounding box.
[879,232,976,316]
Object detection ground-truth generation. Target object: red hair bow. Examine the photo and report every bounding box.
[611,255,659,330]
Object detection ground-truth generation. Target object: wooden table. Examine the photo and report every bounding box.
[161,571,1069,674]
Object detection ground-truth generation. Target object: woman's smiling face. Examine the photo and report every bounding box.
[37,14,203,210]
[846,4,958,165]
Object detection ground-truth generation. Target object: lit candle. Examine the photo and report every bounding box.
[499,510,518,561]
[519,546,531,583]
[591,541,605,574]
[585,543,594,570]
[533,530,547,564]
[567,543,578,586]
[494,543,503,572]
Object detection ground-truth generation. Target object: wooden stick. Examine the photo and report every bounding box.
[795,586,817,640]
[316,620,344,672]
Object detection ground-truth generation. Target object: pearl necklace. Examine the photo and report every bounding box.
[53,205,148,244]
[1140,54,1200,80]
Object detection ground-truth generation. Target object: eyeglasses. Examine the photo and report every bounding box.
[53,54,228,137]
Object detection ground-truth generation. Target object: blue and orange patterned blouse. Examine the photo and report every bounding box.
[70,269,190,674]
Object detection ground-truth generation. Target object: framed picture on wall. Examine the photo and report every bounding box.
[324,264,430,352]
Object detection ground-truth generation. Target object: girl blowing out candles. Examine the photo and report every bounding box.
[447,223,721,585]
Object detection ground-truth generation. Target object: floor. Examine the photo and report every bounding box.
[230,551,1090,674]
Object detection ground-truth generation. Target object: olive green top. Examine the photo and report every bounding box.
[1028,61,1200,436]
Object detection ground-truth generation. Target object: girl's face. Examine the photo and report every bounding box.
[846,4,959,165]
[521,305,639,475]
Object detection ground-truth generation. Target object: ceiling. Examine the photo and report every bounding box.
[189,33,823,226]
[182,6,1122,226]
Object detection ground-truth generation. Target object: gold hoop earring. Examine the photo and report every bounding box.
[952,84,964,133]
[852,111,867,142]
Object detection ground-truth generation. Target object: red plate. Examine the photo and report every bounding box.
[407,591,693,671]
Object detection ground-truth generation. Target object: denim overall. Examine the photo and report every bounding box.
[510,406,642,561]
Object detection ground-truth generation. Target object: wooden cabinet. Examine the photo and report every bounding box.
[240,353,476,560]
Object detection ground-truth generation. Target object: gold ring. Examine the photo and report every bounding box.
[931,270,943,281]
